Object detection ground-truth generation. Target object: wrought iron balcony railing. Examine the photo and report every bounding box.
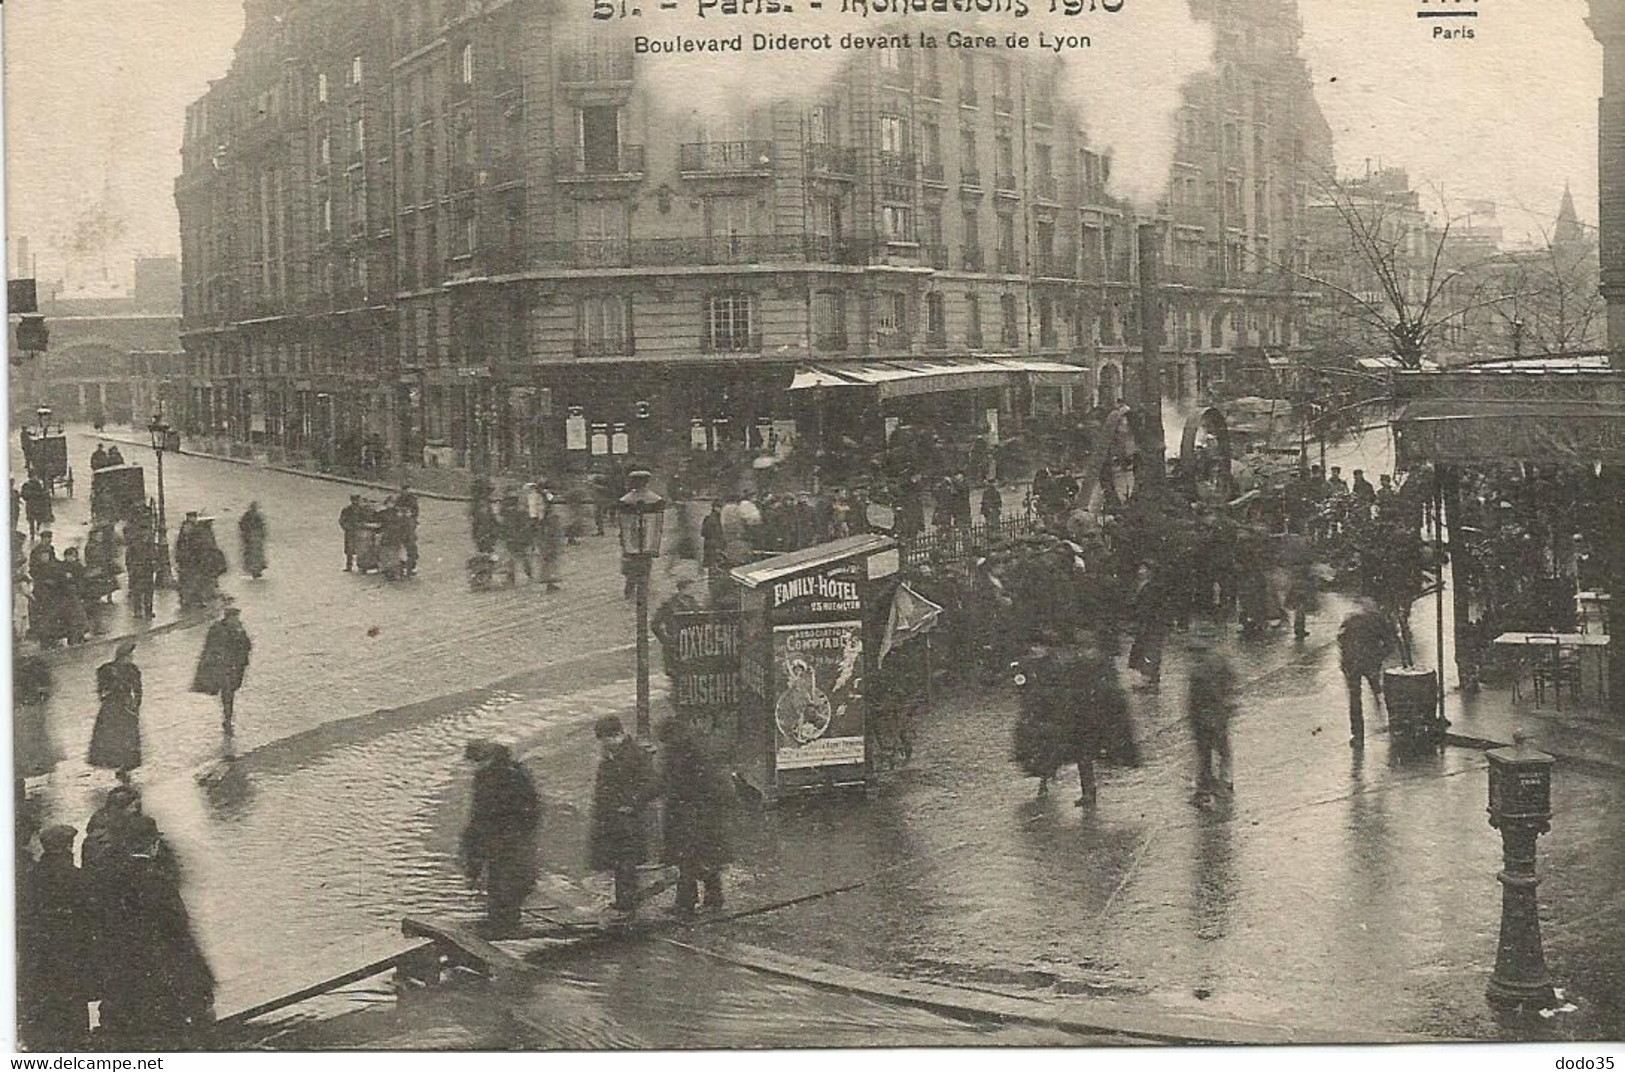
[679,141,775,174]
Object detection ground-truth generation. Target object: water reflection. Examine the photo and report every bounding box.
[197,756,256,823]
[1191,802,1236,946]
[249,941,1086,1049]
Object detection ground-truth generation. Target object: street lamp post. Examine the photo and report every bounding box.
[618,470,666,739]
[1485,732,1557,1010]
[147,413,175,588]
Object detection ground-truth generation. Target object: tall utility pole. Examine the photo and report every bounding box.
[1136,223,1168,484]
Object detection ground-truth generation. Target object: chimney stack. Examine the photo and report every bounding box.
[1136,222,1167,485]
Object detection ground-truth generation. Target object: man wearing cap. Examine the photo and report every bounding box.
[589,716,655,914]
[651,576,702,681]
[192,603,253,734]
[461,741,540,937]
[18,824,97,1049]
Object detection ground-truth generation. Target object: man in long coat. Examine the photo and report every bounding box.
[124,512,157,621]
[1186,637,1236,804]
[18,824,98,1049]
[1339,598,1396,747]
[192,604,252,733]
[656,719,733,915]
[238,502,268,579]
[460,740,540,937]
[94,817,215,1049]
[395,484,420,576]
[339,495,365,572]
[1012,638,1135,807]
[20,475,52,539]
[589,716,655,914]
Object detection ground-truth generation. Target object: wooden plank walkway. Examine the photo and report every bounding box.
[213,932,438,1030]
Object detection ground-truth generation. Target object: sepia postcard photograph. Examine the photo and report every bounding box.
[3,0,1624,1055]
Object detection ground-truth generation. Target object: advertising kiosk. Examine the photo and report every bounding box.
[730,533,900,806]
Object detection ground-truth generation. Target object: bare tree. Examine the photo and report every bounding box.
[1471,218,1603,358]
[1292,169,1531,368]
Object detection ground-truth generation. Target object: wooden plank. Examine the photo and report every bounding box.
[214,936,437,1030]
[664,938,1435,1046]
[401,917,538,980]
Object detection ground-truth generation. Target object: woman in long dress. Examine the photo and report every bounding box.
[88,641,143,777]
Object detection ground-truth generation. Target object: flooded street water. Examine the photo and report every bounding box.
[245,942,1092,1049]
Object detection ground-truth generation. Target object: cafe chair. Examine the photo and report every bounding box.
[1528,635,1582,709]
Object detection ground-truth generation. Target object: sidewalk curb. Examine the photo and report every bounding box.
[664,937,1439,1046]
[26,608,203,666]
[1444,731,1625,777]
[76,430,473,503]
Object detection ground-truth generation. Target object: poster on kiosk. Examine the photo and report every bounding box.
[729,533,900,805]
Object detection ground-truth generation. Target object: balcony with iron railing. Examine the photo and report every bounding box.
[553,144,645,181]
[878,151,917,180]
[814,331,848,352]
[995,249,1018,274]
[992,93,1013,115]
[1035,174,1060,203]
[924,244,949,269]
[680,140,775,176]
[701,329,763,353]
[995,171,1018,194]
[806,143,857,178]
[530,234,884,269]
[875,330,913,352]
[959,86,979,107]
[921,77,943,99]
[563,49,633,84]
[960,167,983,190]
[1032,98,1055,126]
[920,160,946,185]
[925,329,949,350]
[966,330,984,348]
[962,246,984,271]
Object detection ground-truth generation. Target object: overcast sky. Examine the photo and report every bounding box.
[0,0,1603,281]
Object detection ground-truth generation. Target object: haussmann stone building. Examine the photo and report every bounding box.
[176,0,1332,480]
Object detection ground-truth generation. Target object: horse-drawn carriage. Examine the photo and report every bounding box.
[19,408,72,497]
[91,464,148,525]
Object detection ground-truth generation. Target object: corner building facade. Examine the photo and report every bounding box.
[177,0,1331,476]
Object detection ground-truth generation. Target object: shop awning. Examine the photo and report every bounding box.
[1394,398,1625,467]
[789,357,1091,398]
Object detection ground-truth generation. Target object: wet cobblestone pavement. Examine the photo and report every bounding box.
[17,430,1624,1046]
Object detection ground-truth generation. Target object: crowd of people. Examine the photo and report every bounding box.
[465,477,568,591]
[17,788,215,1050]
[458,714,733,938]
[337,486,420,580]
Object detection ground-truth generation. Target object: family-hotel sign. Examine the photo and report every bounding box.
[772,570,861,614]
